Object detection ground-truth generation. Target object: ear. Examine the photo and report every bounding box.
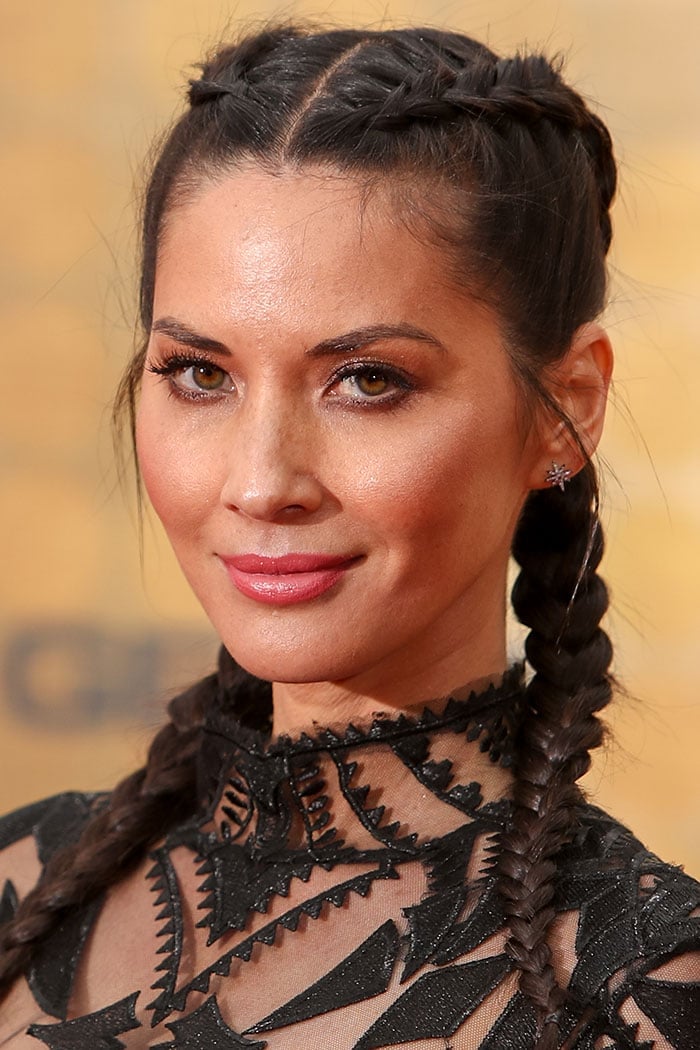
[529,322,613,489]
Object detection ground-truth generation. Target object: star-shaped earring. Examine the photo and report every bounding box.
[545,461,572,491]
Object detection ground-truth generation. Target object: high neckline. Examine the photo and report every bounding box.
[203,663,526,762]
[194,665,526,861]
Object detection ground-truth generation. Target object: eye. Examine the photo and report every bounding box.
[182,363,230,392]
[330,363,414,405]
[348,370,392,397]
[146,354,234,399]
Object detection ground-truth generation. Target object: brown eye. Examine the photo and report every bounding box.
[355,371,390,396]
[330,363,413,406]
[190,363,227,390]
[172,362,234,396]
[146,354,235,399]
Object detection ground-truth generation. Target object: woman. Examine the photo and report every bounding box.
[0,23,697,1050]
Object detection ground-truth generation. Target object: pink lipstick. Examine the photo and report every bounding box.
[220,553,359,606]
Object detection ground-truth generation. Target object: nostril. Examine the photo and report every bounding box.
[221,478,326,522]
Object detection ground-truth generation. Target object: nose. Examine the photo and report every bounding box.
[219,395,326,522]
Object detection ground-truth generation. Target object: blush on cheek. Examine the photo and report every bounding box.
[136,416,169,511]
[346,423,487,527]
[135,411,200,533]
[368,420,524,573]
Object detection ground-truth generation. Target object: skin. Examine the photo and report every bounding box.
[136,164,611,734]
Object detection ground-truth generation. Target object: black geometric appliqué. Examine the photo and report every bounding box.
[28,895,103,1020]
[248,919,399,1032]
[352,953,512,1049]
[168,862,395,1017]
[631,977,700,1049]
[26,992,140,1049]
[5,664,699,1050]
[330,749,428,852]
[147,846,186,1025]
[152,995,266,1049]
[401,885,467,980]
[0,878,18,926]
[432,879,505,965]
[476,992,539,1049]
[195,833,315,942]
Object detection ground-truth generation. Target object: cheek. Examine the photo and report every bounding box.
[338,405,525,542]
[135,397,218,538]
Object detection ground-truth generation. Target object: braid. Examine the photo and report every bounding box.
[499,464,613,1046]
[187,27,302,107]
[279,39,607,141]
[361,59,600,132]
[0,646,258,1000]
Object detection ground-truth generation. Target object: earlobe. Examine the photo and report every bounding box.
[530,322,613,489]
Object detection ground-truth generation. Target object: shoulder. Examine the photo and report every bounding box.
[0,791,107,915]
[556,802,699,1042]
[558,803,700,943]
[0,791,106,861]
[561,802,699,886]
[0,792,104,854]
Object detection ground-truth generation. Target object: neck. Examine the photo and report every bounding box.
[270,640,508,739]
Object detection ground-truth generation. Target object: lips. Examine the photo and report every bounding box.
[220,553,360,605]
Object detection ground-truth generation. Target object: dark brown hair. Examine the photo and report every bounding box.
[0,25,615,1047]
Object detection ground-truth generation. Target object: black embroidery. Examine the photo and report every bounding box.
[431,880,505,965]
[166,861,396,1018]
[28,896,103,1020]
[3,667,699,1048]
[0,799,58,853]
[400,885,468,980]
[26,993,140,1048]
[195,828,316,941]
[476,994,539,1049]
[152,996,266,1049]
[33,794,102,867]
[147,847,186,1025]
[631,979,700,1049]
[352,954,512,1049]
[0,880,18,927]
[0,792,101,856]
[248,920,399,1033]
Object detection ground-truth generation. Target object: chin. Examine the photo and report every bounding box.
[218,632,369,687]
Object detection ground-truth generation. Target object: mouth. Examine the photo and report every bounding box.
[219,553,362,606]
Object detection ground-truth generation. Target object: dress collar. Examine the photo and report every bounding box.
[195,665,526,850]
[202,663,525,761]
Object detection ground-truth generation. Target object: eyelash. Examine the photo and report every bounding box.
[146,352,417,408]
[327,360,416,408]
[146,353,233,402]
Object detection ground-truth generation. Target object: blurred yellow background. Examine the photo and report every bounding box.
[0,1,698,876]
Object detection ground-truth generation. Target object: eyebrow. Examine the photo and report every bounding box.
[151,317,231,355]
[306,323,446,356]
[150,317,447,357]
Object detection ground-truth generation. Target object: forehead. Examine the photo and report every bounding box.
[154,165,467,329]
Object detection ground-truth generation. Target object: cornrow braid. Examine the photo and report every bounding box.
[322,56,598,133]
[498,464,613,1047]
[0,649,236,999]
[186,26,306,107]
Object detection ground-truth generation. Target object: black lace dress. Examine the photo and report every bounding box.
[0,669,698,1048]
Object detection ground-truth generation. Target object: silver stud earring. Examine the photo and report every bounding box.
[545,461,572,491]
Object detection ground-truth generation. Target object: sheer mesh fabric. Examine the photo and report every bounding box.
[0,669,698,1049]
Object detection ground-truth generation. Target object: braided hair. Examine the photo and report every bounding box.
[1,25,616,1044]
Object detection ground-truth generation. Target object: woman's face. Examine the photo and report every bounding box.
[136,167,547,698]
